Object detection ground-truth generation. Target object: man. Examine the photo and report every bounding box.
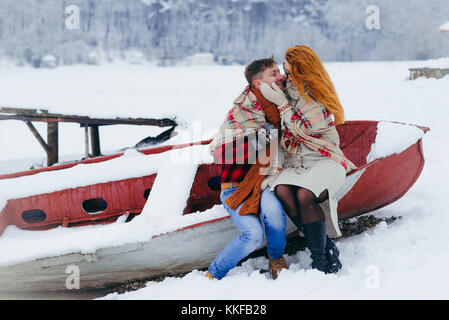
[206,57,288,280]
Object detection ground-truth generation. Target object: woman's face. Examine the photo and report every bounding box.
[282,61,294,87]
[283,61,292,76]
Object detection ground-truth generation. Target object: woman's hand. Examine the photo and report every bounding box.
[261,173,279,190]
[260,82,289,107]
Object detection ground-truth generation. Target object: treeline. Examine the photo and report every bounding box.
[0,0,447,66]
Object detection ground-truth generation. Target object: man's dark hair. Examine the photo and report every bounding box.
[244,56,277,86]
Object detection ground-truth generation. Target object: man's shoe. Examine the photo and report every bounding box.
[205,271,215,280]
[268,257,288,279]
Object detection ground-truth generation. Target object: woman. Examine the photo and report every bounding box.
[260,45,357,274]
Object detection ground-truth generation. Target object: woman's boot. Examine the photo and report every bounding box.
[290,215,303,232]
[302,221,327,273]
[325,236,342,274]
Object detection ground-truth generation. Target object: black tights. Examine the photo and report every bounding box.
[274,185,328,226]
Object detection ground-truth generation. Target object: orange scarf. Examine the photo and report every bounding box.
[224,87,280,215]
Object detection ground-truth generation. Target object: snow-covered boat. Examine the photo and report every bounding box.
[0,120,429,292]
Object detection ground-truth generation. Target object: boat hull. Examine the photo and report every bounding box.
[0,217,297,292]
[338,138,426,219]
[0,120,429,292]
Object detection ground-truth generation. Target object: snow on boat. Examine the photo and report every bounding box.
[0,120,428,292]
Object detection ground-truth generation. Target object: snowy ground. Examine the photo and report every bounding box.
[0,58,449,299]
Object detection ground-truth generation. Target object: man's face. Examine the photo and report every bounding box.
[253,64,286,89]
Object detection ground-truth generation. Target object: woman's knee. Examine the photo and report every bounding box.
[274,185,292,200]
[296,188,317,206]
[297,188,325,223]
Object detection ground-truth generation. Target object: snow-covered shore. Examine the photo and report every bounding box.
[0,59,448,299]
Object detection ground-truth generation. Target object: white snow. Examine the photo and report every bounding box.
[133,146,204,224]
[0,62,239,162]
[440,21,449,32]
[183,53,216,66]
[0,59,448,299]
[366,121,425,162]
[407,57,449,69]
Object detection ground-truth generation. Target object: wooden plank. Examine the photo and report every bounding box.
[25,121,50,154]
[1,106,178,167]
[0,107,176,127]
[0,107,49,115]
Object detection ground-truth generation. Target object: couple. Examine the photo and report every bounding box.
[206,45,357,280]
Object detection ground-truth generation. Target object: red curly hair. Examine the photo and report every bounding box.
[285,45,345,125]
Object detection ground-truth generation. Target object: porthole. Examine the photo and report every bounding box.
[22,209,47,224]
[82,198,107,214]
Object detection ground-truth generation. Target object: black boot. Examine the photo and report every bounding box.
[290,215,303,232]
[302,221,327,273]
[325,236,342,274]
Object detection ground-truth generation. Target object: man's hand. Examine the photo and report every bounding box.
[260,82,289,107]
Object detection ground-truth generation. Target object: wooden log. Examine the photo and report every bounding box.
[47,122,58,166]
[84,125,89,160]
[90,125,101,157]
[409,67,449,80]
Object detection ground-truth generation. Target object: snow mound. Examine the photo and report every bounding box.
[366,121,425,162]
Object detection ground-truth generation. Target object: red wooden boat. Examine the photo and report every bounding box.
[0,120,429,291]
[0,120,428,236]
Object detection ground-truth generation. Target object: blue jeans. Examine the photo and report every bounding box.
[208,185,287,279]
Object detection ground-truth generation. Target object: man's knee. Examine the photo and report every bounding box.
[241,228,264,250]
[261,189,284,212]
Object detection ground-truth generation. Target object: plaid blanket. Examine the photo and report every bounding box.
[210,86,279,216]
[212,87,268,149]
[282,84,357,173]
